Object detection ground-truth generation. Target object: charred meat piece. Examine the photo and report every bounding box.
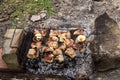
[55,54,64,63]
[73,29,84,35]
[31,42,36,48]
[33,33,42,42]
[58,31,71,42]
[59,43,66,51]
[65,47,76,59]
[64,39,74,47]
[42,53,54,63]
[53,49,64,63]
[27,49,39,59]
[42,47,54,52]
[42,47,54,63]
[39,29,47,37]
[75,35,86,43]
[73,43,83,50]
[47,41,58,49]
[49,30,58,37]
[31,42,42,49]
[53,49,62,56]
[73,43,84,52]
[33,29,42,42]
[49,36,59,41]
[65,31,71,39]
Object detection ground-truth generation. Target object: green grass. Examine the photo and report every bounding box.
[0,0,54,18]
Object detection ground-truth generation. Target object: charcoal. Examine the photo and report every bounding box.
[18,28,92,79]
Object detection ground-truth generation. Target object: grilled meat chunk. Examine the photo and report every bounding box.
[65,47,76,59]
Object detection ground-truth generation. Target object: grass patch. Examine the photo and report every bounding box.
[1,0,54,18]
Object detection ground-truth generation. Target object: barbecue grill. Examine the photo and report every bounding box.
[16,26,92,79]
[1,25,92,80]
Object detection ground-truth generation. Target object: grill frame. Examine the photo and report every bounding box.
[17,26,92,79]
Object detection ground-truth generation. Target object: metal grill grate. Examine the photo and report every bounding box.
[17,26,91,79]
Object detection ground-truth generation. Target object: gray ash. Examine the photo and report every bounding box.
[18,28,89,79]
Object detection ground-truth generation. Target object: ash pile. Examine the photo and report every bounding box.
[18,26,92,79]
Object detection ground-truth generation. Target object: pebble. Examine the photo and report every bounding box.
[30,15,41,22]
[58,12,63,17]
[30,13,46,22]
[40,13,46,19]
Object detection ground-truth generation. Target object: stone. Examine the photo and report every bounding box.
[43,18,64,28]
[0,49,8,69]
[90,13,120,71]
[2,53,19,69]
[30,13,46,22]
[3,39,13,55]
[30,15,41,22]
[58,12,63,17]
[4,29,23,47]
[11,29,23,48]
[93,68,120,80]
[112,0,120,9]
[2,29,23,69]
[40,13,46,19]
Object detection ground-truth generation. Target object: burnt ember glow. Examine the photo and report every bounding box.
[18,28,89,79]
